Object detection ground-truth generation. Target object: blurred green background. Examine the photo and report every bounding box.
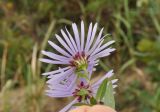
[0,0,160,112]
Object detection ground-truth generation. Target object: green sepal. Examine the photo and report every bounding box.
[90,97,97,105]
[78,73,89,80]
[76,71,89,80]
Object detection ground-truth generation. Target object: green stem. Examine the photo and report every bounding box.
[76,67,90,82]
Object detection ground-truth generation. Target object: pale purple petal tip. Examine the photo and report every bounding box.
[59,99,77,112]
[92,70,114,88]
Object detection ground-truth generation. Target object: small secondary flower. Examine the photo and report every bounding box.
[46,70,118,112]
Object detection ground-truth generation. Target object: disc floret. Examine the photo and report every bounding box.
[70,51,89,72]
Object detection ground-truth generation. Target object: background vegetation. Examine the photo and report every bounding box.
[0,0,160,112]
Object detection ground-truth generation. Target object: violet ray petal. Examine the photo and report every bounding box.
[95,84,116,92]
[88,28,104,55]
[47,73,77,91]
[41,50,70,62]
[98,40,115,52]
[47,68,75,79]
[47,83,76,93]
[48,41,72,57]
[89,48,115,60]
[91,70,114,88]
[80,21,85,51]
[69,106,77,112]
[92,79,117,97]
[55,34,74,55]
[46,86,75,95]
[54,73,77,90]
[59,98,78,112]
[42,67,70,76]
[48,94,72,98]
[89,39,104,58]
[47,73,67,82]
[47,77,77,93]
[91,40,115,56]
[92,83,117,92]
[85,23,97,52]
[87,63,94,79]
[46,90,73,98]
[88,58,98,64]
[88,58,99,67]
[61,29,76,54]
[46,93,72,98]
[95,48,116,58]
[46,89,74,97]
[46,68,74,84]
[88,32,111,56]
[85,23,92,52]
[39,58,69,64]
[65,27,78,52]
[72,23,81,51]
[92,85,99,94]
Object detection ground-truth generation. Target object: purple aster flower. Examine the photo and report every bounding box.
[40,21,115,92]
[46,70,118,112]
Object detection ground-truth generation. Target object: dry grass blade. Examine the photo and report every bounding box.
[31,43,38,80]
[1,43,8,90]
[37,20,56,75]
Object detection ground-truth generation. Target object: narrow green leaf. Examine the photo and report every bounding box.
[103,81,115,109]
[96,79,108,101]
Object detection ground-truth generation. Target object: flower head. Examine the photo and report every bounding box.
[40,21,115,92]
